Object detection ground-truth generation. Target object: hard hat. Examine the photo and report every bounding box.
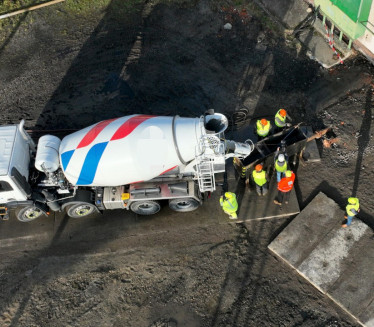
[260,119,268,126]
[278,154,285,162]
[255,164,263,171]
[225,192,232,199]
[348,197,357,204]
[285,170,292,178]
[279,109,287,117]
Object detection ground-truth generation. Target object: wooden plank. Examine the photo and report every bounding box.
[0,0,65,20]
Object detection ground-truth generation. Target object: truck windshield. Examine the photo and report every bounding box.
[0,181,13,192]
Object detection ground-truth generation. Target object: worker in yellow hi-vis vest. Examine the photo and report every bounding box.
[220,192,238,219]
[252,164,268,196]
[274,109,292,133]
[342,197,360,228]
[256,119,271,140]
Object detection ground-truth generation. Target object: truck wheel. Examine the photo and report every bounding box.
[169,198,199,212]
[130,200,161,215]
[67,202,97,218]
[17,206,45,222]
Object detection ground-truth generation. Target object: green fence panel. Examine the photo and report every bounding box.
[330,0,372,22]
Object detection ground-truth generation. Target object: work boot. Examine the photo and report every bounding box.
[274,200,282,206]
[285,201,289,204]
[229,212,237,219]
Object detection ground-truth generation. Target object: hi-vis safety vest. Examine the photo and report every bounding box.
[275,159,287,172]
[256,120,271,137]
[278,172,295,192]
[275,110,286,128]
[252,170,267,186]
[220,193,238,213]
[346,198,359,216]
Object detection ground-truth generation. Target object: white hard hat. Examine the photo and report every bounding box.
[278,154,285,162]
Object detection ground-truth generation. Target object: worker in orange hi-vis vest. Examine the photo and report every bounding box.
[274,170,295,206]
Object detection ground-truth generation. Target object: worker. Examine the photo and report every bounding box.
[274,109,292,133]
[252,164,268,196]
[256,118,271,140]
[274,170,295,206]
[274,150,288,183]
[220,192,238,219]
[342,197,360,228]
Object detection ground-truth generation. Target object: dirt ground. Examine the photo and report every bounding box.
[0,0,373,326]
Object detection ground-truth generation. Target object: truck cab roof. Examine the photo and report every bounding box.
[0,123,31,202]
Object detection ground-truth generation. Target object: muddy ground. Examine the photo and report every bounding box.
[0,0,373,326]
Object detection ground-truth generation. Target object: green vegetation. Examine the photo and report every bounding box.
[0,0,146,19]
[0,0,147,30]
[64,0,145,17]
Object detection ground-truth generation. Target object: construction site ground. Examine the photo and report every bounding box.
[0,0,373,326]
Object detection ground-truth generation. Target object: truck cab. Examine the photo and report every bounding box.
[0,122,33,219]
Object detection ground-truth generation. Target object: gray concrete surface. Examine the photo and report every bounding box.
[257,0,309,29]
[257,0,351,68]
[268,192,374,327]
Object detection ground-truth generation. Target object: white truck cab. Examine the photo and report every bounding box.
[0,122,34,218]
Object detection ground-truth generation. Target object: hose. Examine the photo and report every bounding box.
[292,5,320,38]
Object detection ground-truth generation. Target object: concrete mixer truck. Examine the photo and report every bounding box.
[0,112,254,221]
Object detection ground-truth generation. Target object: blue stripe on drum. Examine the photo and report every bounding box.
[61,149,75,171]
[76,142,108,185]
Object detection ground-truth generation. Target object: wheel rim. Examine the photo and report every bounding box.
[176,201,192,209]
[73,205,93,216]
[24,208,43,220]
[130,201,161,215]
[138,203,157,213]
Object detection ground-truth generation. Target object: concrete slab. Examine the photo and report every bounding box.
[257,0,310,29]
[360,301,374,327]
[228,173,300,222]
[268,192,339,266]
[268,192,374,327]
[298,218,369,293]
[327,236,374,318]
[301,126,321,162]
[255,0,351,68]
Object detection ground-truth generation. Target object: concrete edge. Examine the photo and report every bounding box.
[234,211,299,223]
[267,245,366,327]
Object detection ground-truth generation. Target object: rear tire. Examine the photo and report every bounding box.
[169,198,199,212]
[130,200,161,215]
[17,206,45,222]
[67,202,97,218]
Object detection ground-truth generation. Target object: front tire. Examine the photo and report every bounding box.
[67,202,97,218]
[17,206,45,222]
[130,200,161,215]
[169,198,199,212]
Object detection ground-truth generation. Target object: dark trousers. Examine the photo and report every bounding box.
[276,190,290,203]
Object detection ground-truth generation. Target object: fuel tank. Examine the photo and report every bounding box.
[59,115,210,186]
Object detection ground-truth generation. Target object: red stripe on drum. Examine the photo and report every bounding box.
[159,165,178,175]
[77,118,118,149]
[110,115,155,141]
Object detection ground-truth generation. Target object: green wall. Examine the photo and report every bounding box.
[315,0,373,39]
